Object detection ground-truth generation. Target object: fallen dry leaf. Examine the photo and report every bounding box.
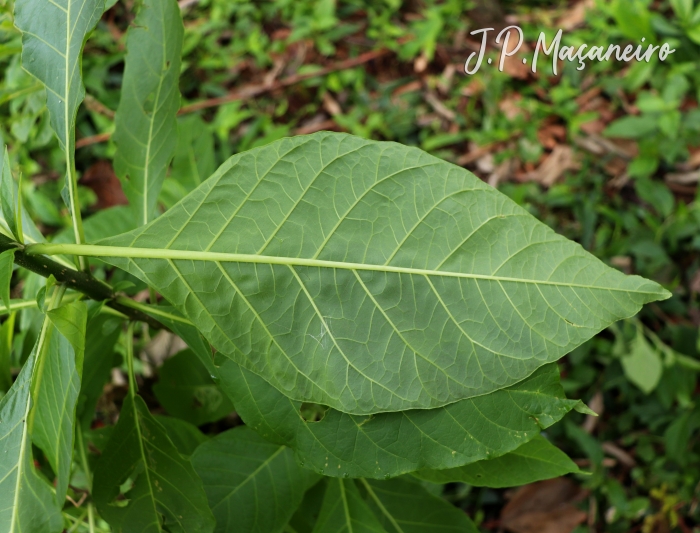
[665,170,700,185]
[537,123,567,150]
[690,269,700,296]
[601,442,636,468]
[525,145,580,187]
[501,478,588,533]
[488,159,515,187]
[424,91,456,122]
[557,0,595,31]
[79,160,128,210]
[582,390,604,433]
[500,94,524,120]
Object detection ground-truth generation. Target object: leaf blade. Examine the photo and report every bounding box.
[85,132,670,414]
[93,394,215,533]
[0,329,63,533]
[192,426,318,533]
[14,0,104,251]
[113,0,183,225]
[412,435,582,487]
[29,301,87,502]
[218,360,580,479]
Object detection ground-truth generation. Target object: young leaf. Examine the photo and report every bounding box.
[65,132,672,415]
[14,0,104,256]
[192,426,319,533]
[0,248,14,310]
[113,0,183,226]
[28,300,87,502]
[412,435,582,487]
[153,348,233,426]
[93,393,215,533]
[0,328,63,533]
[218,360,581,479]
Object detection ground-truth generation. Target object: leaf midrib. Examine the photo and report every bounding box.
[29,243,664,295]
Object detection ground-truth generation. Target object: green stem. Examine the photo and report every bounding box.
[116,296,191,325]
[0,234,165,329]
[126,321,137,396]
[87,502,96,533]
[75,426,97,533]
[0,299,42,315]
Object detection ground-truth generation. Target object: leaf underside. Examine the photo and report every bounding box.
[218,360,579,479]
[192,426,318,533]
[14,0,103,244]
[413,434,581,487]
[113,0,183,226]
[99,132,668,415]
[312,477,478,533]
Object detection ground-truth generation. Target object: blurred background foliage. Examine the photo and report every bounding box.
[0,0,699,531]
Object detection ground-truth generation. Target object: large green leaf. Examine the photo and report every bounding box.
[14,0,104,251]
[113,0,183,226]
[29,301,87,502]
[311,478,478,533]
[0,330,63,533]
[37,132,669,414]
[93,394,215,533]
[413,435,582,487]
[217,360,583,479]
[191,426,319,533]
[153,348,233,426]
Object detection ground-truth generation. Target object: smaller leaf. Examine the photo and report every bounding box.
[77,314,122,429]
[360,477,479,533]
[160,115,216,209]
[217,360,580,479]
[312,479,386,533]
[113,0,184,226]
[621,329,663,394]
[0,248,14,310]
[29,301,87,502]
[670,0,693,20]
[93,394,215,533]
[153,348,233,426]
[192,426,319,533]
[412,435,582,488]
[604,115,657,139]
